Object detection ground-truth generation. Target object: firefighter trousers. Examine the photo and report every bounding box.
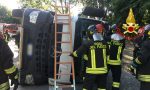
[140,82,150,90]
[108,65,121,90]
[83,73,107,90]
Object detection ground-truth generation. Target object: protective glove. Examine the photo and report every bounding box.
[69,53,74,57]
[126,61,138,76]
[10,78,19,90]
[129,65,136,76]
[132,60,138,68]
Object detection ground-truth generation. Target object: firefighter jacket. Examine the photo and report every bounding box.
[72,40,109,74]
[107,39,125,65]
[0,38,18,90]
[134,38,150,82]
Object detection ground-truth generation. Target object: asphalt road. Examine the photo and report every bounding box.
[9,40,140,90]
[9,70,140,90]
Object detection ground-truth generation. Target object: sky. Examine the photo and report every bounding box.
[0,0,19,10]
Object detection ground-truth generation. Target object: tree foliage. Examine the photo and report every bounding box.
[112,0,150,25]
[80,0,150,25]
[80,0,113,22]
[0,5,9,16]
[0,5,20,24]
[81,0,111,8]
[18,0,150,25]
[19,0,54,10]
[19,0,78,11]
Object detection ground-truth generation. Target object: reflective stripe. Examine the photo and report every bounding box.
[83,77,85,80]
[117,46,122,61]
[73,51,78,57]
[98,89,106,90]
[93,49,96,68]
[107,46,122,65]
[107,59,121,65]
[112,82,120,88]
[4,65,16,74]
[0,82,9,90]
[139,79,150,82]
[135,58,142,64]
[83,54,88,61]
[91,49,94,68]
[103,49,107,68]
[86,71,107,74]
[138,75,150,82]
[86,68,107,71]
[86,68,107,74]
[15,73,19,79]
[138,75,150,79]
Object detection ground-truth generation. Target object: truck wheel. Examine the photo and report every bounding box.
[12,9,24,18]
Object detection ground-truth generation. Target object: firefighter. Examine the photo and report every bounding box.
[107,27,125,90]
[81,24,107,80]
[81,24,105,81]
[129,24,150,90]
[132,27,145,61]
[12,31,20,48]
[3,30,10,44]
[0,32,19,90]
[70,24,109,90]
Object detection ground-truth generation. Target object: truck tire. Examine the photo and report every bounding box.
[12,9,24,18]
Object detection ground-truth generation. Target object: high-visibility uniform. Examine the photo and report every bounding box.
[72,40,109,90]
[0,38,18,90]
[134,39,150,90]
[107,39,125,90]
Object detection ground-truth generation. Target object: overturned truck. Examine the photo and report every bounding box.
[12,7,106,85]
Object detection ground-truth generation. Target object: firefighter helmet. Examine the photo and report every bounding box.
[87,24,104,40]
[144,24,150,31]
[96,24,104,33]
[144,24,150,39]
[87,25,96,39]
[111,24,117,33]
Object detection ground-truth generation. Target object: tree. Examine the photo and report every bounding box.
[18,0,150,25]
[0,4,20,24]
[80,0,114,22]
[80,0,150,25]
[0,5,9,17]
[19,0,78,13]
[80,0,111,8]
[111,0,150,25]
[19,0,53,10]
